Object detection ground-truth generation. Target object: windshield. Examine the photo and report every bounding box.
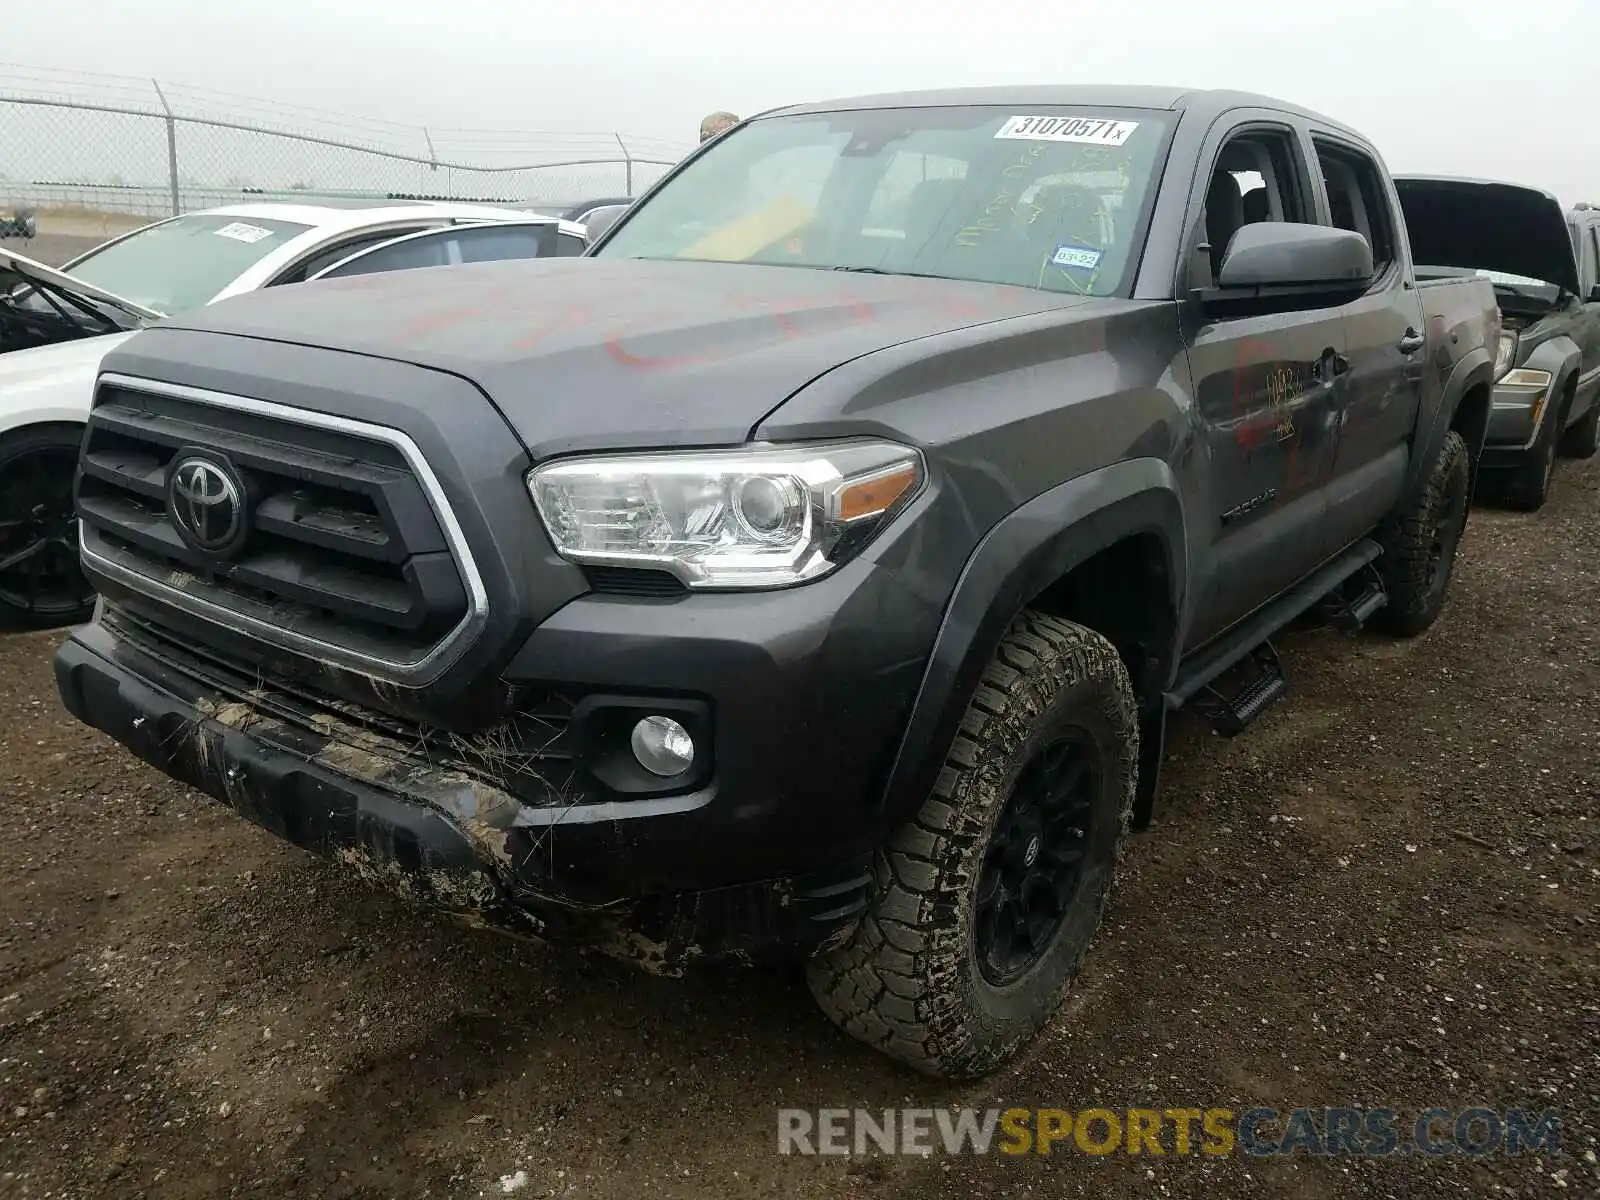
[64,213,313,314]
[597,105,1172,296]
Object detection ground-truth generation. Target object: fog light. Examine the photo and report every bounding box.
[630,715,694,777]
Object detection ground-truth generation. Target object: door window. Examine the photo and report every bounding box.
[273,227,437,285]
[311,224,558,280]
[1313,140,1396,274]
[1199,128,1308,283]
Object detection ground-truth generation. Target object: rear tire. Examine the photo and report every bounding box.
[0,424,95,630]
[1371,430,1470,638]
[806,613,1138,1079]
[1558,398,1599,460]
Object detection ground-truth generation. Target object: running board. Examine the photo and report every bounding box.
[1189,641,1288,736]
[1318,562,1389,632]
[1166,538,1384,714]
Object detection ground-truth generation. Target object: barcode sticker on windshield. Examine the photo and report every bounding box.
[214,222,274,244]
[995,116,1139,146]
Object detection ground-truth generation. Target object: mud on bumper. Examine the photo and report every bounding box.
[53,620,872,969]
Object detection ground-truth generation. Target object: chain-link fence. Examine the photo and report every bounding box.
[0,66,690,221]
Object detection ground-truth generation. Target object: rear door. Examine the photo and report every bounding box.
[1181,116,1351,647]
[1309,134,1425,553]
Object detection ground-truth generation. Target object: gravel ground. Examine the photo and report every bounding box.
[0,233,1595,1197]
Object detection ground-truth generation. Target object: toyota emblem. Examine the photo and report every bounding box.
[168,456,246,555]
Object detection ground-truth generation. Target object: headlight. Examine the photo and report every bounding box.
[1493,331,1518,380]
[1498,367,1551,392]
[527,440,924,589]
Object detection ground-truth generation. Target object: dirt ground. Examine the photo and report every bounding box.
[1,231,1595,1197]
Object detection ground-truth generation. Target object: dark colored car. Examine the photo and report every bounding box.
[55,86,1497,1078]
[1395,177,1600,509]
[0,208,37,240]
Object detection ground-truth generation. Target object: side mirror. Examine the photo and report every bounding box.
[1216,221,1374,290]
[581,204,629,247]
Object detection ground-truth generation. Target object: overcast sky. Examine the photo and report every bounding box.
[8,0,1599,204]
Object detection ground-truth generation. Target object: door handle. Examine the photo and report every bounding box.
[1313,348,1352,382]
[1398,329,1426,355]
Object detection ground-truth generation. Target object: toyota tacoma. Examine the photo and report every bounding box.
[54,86,1498,1078]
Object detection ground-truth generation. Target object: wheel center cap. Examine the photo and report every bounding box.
[1023,836,1041,868]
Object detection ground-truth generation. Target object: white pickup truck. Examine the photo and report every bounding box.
[0,200,590,627]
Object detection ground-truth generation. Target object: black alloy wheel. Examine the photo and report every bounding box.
[0,429,95,629]
[974,733,1097,986]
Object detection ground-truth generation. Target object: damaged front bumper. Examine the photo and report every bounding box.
[53,617,873,970]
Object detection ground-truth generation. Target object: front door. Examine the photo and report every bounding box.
[1182,123,1349,648]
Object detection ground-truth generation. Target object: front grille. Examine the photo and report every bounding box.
[78,379,479,679]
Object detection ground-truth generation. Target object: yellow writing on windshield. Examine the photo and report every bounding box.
[681,195,815,262]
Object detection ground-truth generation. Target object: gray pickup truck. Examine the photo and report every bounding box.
[1396,176,1600,509]
[54,86,1498,1078]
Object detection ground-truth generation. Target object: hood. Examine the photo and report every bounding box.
[0,246,165,323]
[0,329,135,383]
[154,257,1090,457]
[0,331,134,434]
[1394,176,1580,296]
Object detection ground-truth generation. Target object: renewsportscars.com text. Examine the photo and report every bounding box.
[777,1106,1562,1158]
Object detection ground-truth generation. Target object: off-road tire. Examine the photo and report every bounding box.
[1558,398,1599,460]
[1371,430,1470,638]
[805,613,1138,1079]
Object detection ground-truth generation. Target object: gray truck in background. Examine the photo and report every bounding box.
[1396,177,1600,509]
[54,86,1498,1078]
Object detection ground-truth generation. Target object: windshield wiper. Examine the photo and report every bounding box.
[831,265,956,281]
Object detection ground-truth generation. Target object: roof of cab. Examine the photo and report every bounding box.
[767,85,1362,139]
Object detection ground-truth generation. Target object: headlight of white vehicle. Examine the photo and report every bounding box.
[1493,331,1518,380]
[527,440,924,589]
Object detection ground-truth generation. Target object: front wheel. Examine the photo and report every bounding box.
[806,613,1138,1079]
[1371,430,1471,638]
[0,425,95,630]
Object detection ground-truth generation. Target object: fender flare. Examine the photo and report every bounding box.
[877,457,1186,825]
[1521,336,1583,435]
[1409,346,1494,500]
